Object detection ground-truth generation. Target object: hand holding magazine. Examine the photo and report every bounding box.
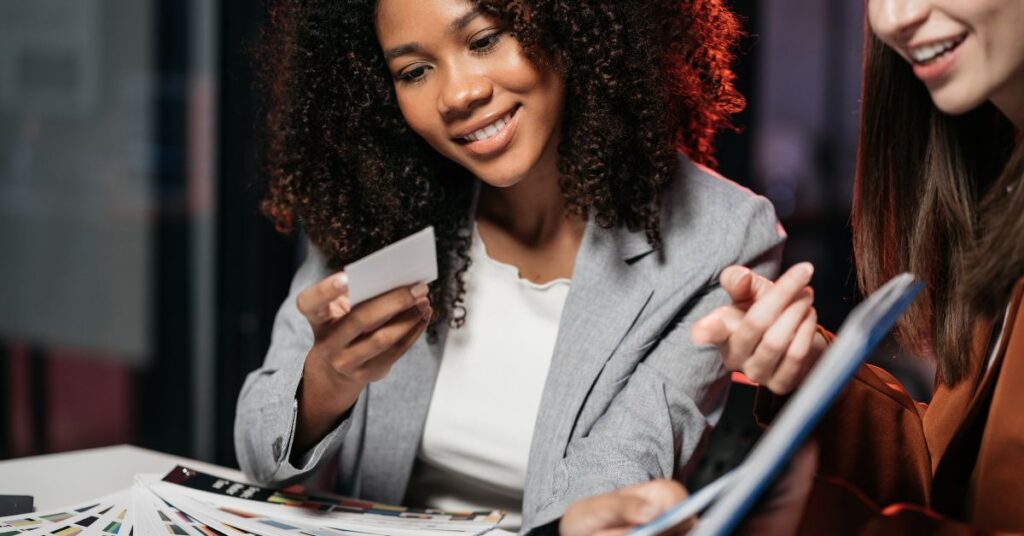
[630,273,923,536]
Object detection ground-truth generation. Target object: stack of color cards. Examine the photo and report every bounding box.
[0,467,507,536]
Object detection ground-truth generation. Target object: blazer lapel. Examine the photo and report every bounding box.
[931,280,1024,520]
[968,280,1024,528]
[525,221,656,500]
[359,329,445,504]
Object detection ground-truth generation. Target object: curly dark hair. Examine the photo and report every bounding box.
[261,0,745,332]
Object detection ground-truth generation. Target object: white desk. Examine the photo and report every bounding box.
[0,444,246,511]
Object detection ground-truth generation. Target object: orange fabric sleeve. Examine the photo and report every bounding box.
[798,476,1013,535]
[751,323,932,508]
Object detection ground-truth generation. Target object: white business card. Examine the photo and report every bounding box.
[344,226,439,306]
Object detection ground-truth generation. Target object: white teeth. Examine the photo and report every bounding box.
[461,111,515,142]
[910,36,963,64]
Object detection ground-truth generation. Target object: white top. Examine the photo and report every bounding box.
[985,302,1013,372]
[405,227,570,529]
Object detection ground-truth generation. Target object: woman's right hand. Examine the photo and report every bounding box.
[691,263,827,395]
[293,272,432,455]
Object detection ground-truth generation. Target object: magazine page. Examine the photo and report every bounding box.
[631,273,922,536]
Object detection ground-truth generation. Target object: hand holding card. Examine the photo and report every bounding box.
[344,226,439,306]
[292,227,439,455]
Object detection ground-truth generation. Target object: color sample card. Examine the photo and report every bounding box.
[1,464,503,536]
[0,496,32,518]
[344,227,438,306]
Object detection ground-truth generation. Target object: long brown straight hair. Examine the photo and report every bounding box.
[853,28,1024,385]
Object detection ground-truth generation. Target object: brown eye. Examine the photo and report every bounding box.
[399,65,430,83]
[469,31,502,54]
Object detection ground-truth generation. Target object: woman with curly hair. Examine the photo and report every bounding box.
[235,0,784,532]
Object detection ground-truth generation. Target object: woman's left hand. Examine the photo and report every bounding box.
[560,480,690,536]
[557,441,818,536]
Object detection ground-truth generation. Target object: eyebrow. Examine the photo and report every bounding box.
[382,10,483,61]
[384,43,421,60]
[449,10,481,34]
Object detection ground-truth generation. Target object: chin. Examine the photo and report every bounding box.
[929,84,989,116]
[464,156,535,188]
[475,170,526,189]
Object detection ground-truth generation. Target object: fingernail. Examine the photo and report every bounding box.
[801,263,815,279]
[640,503,659,521]
[333,273,348,290]
[411,283,429,299]
[415,297,430,312]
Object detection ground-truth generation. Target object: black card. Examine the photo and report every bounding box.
[0,495,33,517]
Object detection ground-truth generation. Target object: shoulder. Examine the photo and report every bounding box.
[655,153,785,268]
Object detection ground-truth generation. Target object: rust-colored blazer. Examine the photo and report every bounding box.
[757,279,1024,534]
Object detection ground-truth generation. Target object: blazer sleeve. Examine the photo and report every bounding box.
[528,195,785,529]
[234,244,357,486]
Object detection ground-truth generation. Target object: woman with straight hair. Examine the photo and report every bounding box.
[562,0,1024,532]
[680,0,1024,532]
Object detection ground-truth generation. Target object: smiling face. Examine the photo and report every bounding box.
[868,0,1024,121]
[375,0,566,188]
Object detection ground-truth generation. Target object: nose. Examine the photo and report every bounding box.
[870,0,930,39]
[438,68,492,119]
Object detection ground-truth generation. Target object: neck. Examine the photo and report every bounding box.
[992,72,1024,130]
[477,163,570,245]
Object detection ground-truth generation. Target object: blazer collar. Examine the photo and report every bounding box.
[614,223,658,263]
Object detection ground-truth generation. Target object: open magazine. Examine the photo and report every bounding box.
[630,272,923,536]
[0,466,507,536]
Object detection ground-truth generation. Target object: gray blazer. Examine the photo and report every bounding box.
[234,156,784,534]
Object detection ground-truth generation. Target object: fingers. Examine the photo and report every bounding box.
[334,283,430,346]
[623,479,688,514]
[296,272,350,330]
[720,265,754,304]
[692,305,744,346]
[727,263,814,363]
[324,303,430,379]
[742,287,813,384]
[766,309,819,394]
[348,309,431,383]
[694,264,785,346]
[720,265,778,306]
[561,481,685,536]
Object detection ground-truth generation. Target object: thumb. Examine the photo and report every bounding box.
[720,266,755,303]
[692,306,745,345]
[692,309,731,345]
[561,494,657,536]
[620,495,661,526]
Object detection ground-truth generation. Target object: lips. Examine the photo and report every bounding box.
[910,35,966,83]
[909,34,966,65]
[458,109,515,142]
[454,105,521,157]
